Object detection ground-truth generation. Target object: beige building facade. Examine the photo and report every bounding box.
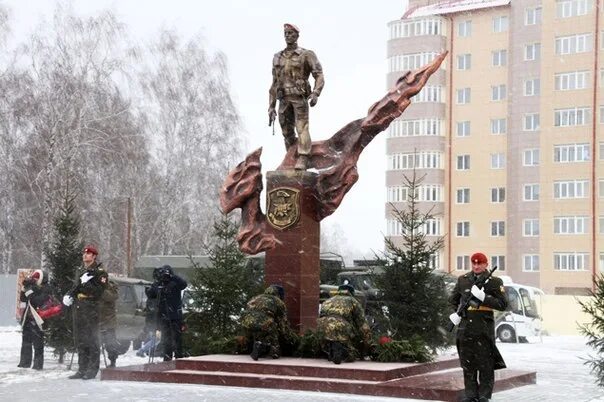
[386,0,604,294]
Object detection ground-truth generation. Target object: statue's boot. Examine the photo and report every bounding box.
[294,155,309,170]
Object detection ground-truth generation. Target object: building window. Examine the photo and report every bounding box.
[491,255,505,271]
[386,186,408,202]
[490,153,505,169]
[388,219,442,236]
[490,118,507,135]
[456,221,470,237]
[600,179,604,198]
[524,184,540,201]
[414,86,443,103]
[554,143,590,163]
[525,6,542,25]
[600,253,604,272]
[524,149,540,166]
[524,79,540,96]
[491,84,507,101]
[456,88,471,104]
[556,0,591,18]
[523,255,540,272]
[491,221,505,237]
[554,252,589,271]
[387,152,443,170]
[555,70,589,90]
[456,188,470,204]
[555,33,592,55]
[418,185,443,202]
[491,187,505,203]
[554,107,590,126]
[389,18,445,39]
[457,154,470,170]
[600,142,604,159]
[458,20,472,37]
[525,43,541,61]
[457,54,471,70]
[388,52,441,73]
[492,50,507,66]
[493,16,509,33]
[524,113,540,131]
[388,118,442,137]
[524,219,540,236]
[554,216,588,234]
[456,255,470,271]
[600,106,604,124]
[554,180,588,199]
[457,121,471,137]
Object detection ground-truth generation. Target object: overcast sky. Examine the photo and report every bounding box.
[6,0,410,262]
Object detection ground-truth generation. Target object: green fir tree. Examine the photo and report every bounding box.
[184,214,263,355]
[374,167,452,352]
[44,190,83,363]
[578,274,604,387]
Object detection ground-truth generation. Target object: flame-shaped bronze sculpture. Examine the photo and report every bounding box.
[220,52,447,255]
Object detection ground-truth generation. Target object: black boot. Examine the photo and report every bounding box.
[268,344,280,359]
[68,372,84,379]
[251,341,262,361]
[331,342,344,365]
[108,359,116,368]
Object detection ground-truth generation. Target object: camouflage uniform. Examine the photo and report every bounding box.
[241,286,293,358]
[316,290,372,362]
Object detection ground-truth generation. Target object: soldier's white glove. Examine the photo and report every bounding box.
[62,295,74,306]
[471,285,486,302]
[449,312,462,325]
[24,289,34,297]
[80,272,93,284]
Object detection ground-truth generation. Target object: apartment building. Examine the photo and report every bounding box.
[386,0,602,294]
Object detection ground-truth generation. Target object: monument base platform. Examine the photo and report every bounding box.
[100,354,536,401]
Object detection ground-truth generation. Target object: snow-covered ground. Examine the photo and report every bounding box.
[0,326,602,401]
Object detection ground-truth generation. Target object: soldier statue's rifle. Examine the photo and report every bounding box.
[269,111,276,136]
[447,265,498,332]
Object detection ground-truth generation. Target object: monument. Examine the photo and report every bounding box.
[220,24,447,333]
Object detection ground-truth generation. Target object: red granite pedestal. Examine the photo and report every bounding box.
[264,170,320,333]
[100,355,537,401]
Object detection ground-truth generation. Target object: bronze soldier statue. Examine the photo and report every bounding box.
[268,23,324,170]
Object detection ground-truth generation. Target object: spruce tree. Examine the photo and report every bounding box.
[44,190,82,363]
[578,274,604,387]
[374,168,451,351]
[184,214,263,355]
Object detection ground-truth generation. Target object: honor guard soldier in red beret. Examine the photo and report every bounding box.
[63,244,108,379]
[448,252,508,402]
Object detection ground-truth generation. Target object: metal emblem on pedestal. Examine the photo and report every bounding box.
[267,187,300,230]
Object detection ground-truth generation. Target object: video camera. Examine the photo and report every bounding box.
[153,265,173,284]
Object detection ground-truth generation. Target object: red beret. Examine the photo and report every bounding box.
[471,252,488,264]
[83,245,98,256]
[283,23,299,33]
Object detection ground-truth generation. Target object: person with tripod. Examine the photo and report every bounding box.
[145,265,187,361]
[448,252,508,402]
[62,245,108,380]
